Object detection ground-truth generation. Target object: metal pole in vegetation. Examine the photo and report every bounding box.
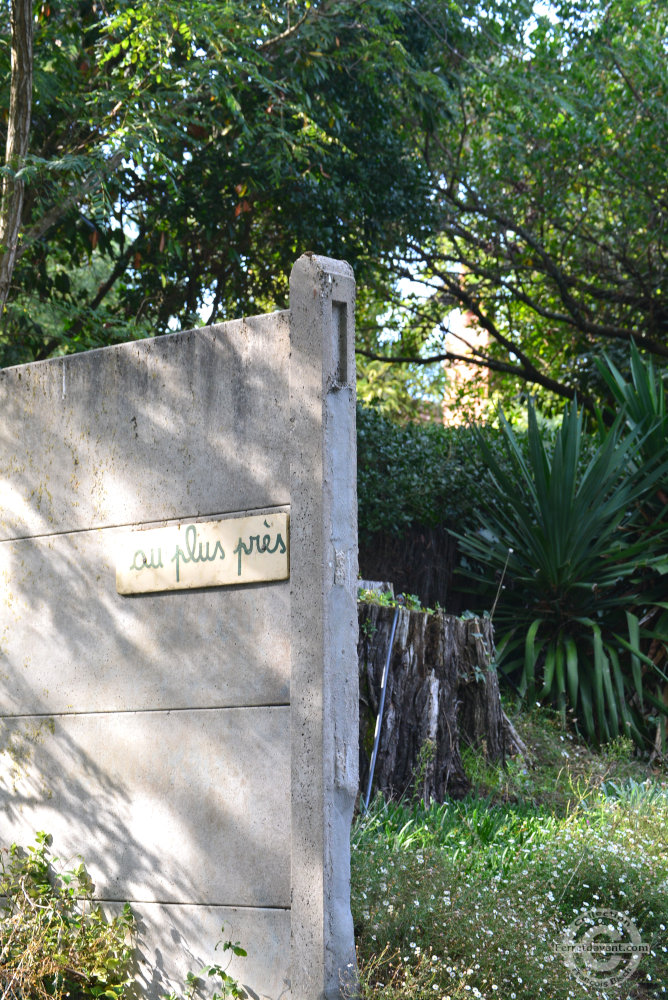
[363,601,401,811]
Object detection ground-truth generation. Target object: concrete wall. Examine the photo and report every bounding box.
[0,255,358,1000]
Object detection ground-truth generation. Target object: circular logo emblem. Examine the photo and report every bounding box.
[554,907,649,987]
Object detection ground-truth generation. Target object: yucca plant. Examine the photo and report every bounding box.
[595,340,668,473]
[458,398,668,746]
[595,342,668,754]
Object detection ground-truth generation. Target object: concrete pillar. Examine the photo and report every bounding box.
[289,254,359,999]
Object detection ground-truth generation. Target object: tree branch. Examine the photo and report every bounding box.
[425,190,668,358]
[355,345,592,408]
[16,151,124,261]
[258,9,310,52]
[0,0,33,315]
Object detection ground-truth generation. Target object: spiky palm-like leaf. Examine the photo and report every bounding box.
[459,398,668,745]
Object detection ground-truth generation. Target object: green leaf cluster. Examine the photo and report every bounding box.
[457,349,668,747]
[596,340,668,478]
[0,832,134,1000]
[164,927,248,1000]
[357,402,515,538]
[2,0,664,413]
[360,0,668,409]
[0,0,470,367]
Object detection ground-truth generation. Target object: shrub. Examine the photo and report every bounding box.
[357,403,509,537]
[0,832,134,1000]
[457,395,668,747]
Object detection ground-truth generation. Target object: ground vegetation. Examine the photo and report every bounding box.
[352,705,668,1000]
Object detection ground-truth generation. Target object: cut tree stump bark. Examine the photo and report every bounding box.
[358,602,528,802]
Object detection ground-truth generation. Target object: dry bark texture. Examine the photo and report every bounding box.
[0,0,33,313]
[358,603,525,802]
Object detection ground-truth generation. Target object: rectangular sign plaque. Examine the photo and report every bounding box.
[116,512,289,595]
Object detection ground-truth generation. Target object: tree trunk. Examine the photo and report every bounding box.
[0,0,33,315]
[358,604,526,803]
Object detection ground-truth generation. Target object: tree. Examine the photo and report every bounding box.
[0,0,485,368]
[8,0,655,410]
[0,0,32,314]
[357,0,668,410]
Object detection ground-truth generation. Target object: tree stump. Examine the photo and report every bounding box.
[358,603,527,802]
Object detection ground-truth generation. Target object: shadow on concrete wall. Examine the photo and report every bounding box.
[0,311,300,997]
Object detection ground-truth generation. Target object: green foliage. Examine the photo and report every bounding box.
[356,356,447,424]
[357,588,427,613]
[352,792,668,999]
[596,340,668,495]
[353,793,558,870]
[0,835,249,1000]
[0,832,134,1000]
[164,928,248,1000]
[461,703,651,813]
[357,403,510,538]
[351,710,668,1000]
[0,0,477,367]
[2,0,665,414]
[360,0,668,408]
[457,389,668,746]
[601,734,636,763]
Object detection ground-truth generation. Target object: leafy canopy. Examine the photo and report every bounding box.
[359,0,668,410]
[3,0,664,411]
[0,0,480,367]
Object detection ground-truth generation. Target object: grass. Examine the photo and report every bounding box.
[350,705,668,1000]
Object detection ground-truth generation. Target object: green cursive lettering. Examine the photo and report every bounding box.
[130,548,163,572]
[171,524,225,582]
[233,529,286,576]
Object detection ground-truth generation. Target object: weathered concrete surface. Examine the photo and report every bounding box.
[129,904,291,1000]
[0,520,290,714]
[0,255,357,1000]
[0,312,290,540]
[289,256,358,999]
[0,708,290,904]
